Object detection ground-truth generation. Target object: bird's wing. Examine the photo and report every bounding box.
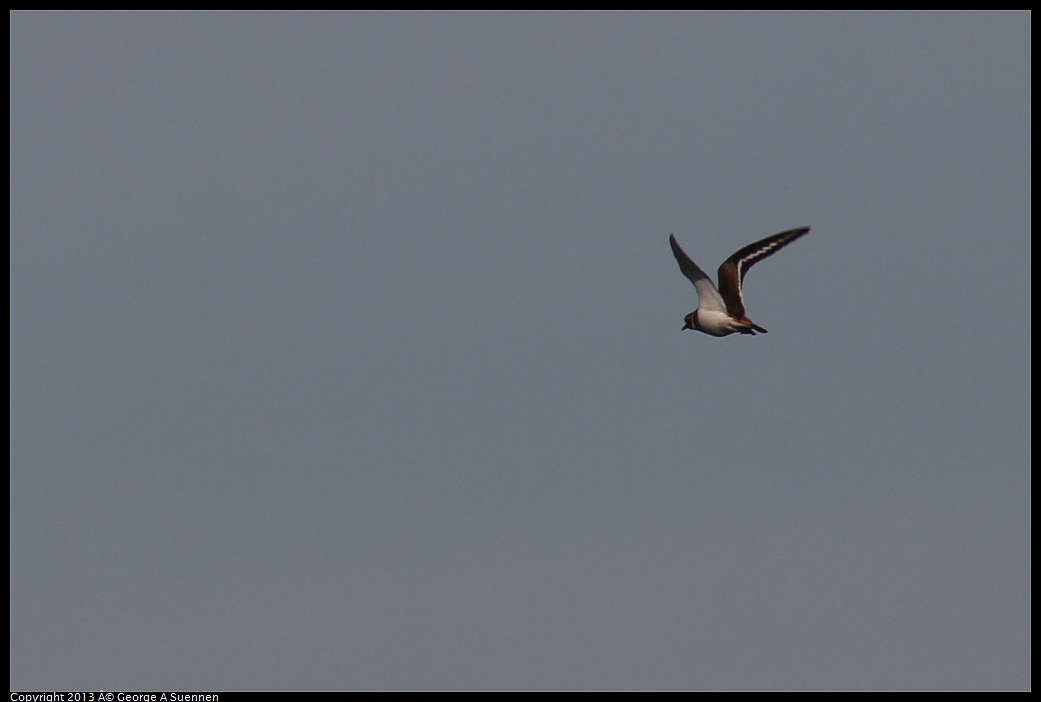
[669,234,727,313]
[717,226,810,318]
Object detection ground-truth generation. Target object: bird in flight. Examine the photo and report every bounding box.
[669,226,810,337]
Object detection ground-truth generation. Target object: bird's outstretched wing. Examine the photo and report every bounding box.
[717,227,810,318]
[669,234,727,314]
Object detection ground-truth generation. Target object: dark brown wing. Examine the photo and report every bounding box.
[717,226,810,318]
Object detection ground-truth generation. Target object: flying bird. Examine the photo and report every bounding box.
[669,226,810,337]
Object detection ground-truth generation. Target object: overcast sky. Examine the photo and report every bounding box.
[10,11,1030,691]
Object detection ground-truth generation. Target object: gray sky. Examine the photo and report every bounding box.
[10,11,1030,691]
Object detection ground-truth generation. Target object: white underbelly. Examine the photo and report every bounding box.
[697,309,740,337]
